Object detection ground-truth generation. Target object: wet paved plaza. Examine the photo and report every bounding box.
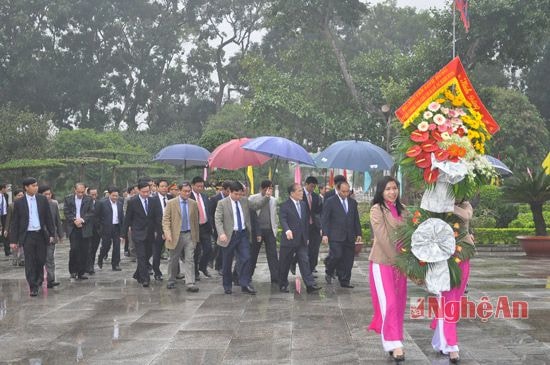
[1,245,550,365]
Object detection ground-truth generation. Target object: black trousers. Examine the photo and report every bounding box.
[99,225,121,268]
[23,231,47,291]
[279,243,315,287]
[88,232,101,271]
[133,236,152,284]
[325,240,355,285]
[152,234,164,276]
[250,228,279,282]
[307,224,322,271]
[194,223,212,273]
[1,214,9,255]
[221,231,251,290]
[69,228,90,276]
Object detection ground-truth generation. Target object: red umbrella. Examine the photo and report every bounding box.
[208,138,271,170]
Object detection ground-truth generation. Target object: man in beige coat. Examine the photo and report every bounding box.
[215,181,271,295]
[162,182,200,292]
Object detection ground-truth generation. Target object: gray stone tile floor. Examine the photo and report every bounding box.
[1,244,550,364]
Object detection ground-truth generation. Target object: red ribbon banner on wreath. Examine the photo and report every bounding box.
[395,57,499,135]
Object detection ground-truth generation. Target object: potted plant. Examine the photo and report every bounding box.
[502,168,550,256]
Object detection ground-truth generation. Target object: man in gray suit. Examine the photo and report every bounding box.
[215,181,271,295]
[248,180,279,284]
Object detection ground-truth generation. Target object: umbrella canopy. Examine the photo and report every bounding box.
[208,138,271,170]
[486,155,513,176]
[242,136,315,166]
[153,144,210,167]
[314,140,394,171]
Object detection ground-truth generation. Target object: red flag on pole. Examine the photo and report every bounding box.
[455,0,470,32]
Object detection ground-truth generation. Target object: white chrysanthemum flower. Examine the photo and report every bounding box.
[417,121,430,132]
[428,102,441,112]
[433,114,446,125]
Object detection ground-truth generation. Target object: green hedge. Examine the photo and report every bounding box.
[474,228,535,245]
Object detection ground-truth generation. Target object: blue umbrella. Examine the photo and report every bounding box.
[153,144,210,167]
[486,155,513,176]
[242,136,315,166]
[314,140,394,171]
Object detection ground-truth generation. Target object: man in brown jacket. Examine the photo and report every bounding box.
[162,181,200,292]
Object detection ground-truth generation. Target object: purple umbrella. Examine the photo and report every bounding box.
[242,136,315,166]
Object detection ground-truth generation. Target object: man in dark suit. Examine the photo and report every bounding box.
[64,183,95,280]
[321,181,362,288]
[123,181,162,287]
[303,176,323,273]
[279,183,321,294]
[86,187,101,275]
[9,177,55,296]
[209,181,231,274]
[321,174,346,272]
[189,176,213,279]
[97,186,124,271]
[1,184,9,256]
[150,178,172,280]
[38,185,63,288]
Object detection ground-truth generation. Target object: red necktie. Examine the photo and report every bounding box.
[196,193,206,224]
[307,193,313,224]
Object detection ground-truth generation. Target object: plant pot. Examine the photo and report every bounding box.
[517,236,550,257]
[354,242,364,256]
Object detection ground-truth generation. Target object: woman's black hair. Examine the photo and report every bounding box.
[371,176,404,216]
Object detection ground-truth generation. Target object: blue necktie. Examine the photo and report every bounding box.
[180,200,189,231]
[144,198,148,215]
[235,201,243,231]
[296,201,302,219]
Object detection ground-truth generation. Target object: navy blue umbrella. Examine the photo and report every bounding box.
[153,144,210,167]
[486,155,512,176]
[242,136,315,166]
[314,140,394,171]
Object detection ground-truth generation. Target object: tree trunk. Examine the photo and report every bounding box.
[530,202,548,236]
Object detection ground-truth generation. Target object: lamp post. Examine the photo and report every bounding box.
[381,104,392,152]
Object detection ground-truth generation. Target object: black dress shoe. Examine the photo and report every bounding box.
[154,275,163,281]
[241,285,256,295]
[167,282,176,289]
[290,265,296,275]
[30,289,38,297]
[280,286,289,293]
[341,283,354,288]
[224,289,232,294]
[97,260,103,269]
[390,349,405,362]
[186,286,199,293]
[47,281,60,288]
[142,282,150,287]
[112,266,122,271]
[78,275,88,280]
[307,285,322,293]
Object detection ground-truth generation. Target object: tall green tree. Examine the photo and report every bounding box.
[482,87,550,172]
